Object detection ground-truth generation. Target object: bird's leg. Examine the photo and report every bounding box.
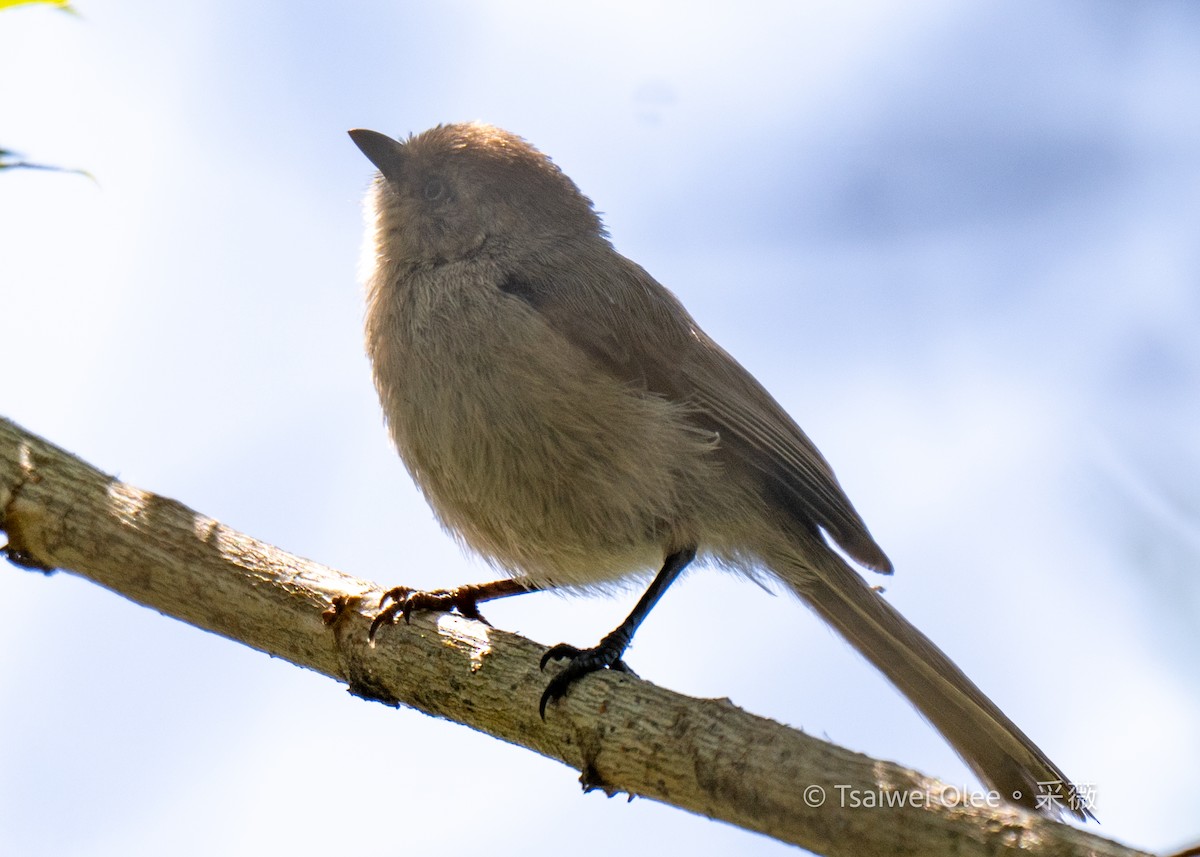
[539,547,696,718]
[369,578,537,639]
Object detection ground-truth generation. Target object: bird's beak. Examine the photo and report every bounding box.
[348,128,406,184]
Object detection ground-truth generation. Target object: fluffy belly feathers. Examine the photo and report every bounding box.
[367,271,716,586]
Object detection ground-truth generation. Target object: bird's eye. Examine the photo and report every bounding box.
[423,179,446,201]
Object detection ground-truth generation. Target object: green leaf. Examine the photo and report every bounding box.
[0,0,76,12]
[0,148,94,181]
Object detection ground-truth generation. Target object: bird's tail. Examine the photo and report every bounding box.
[773,545,1092,821]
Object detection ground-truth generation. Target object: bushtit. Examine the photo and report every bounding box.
[349,122,1089,820]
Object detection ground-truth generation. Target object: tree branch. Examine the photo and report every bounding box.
[0,416,1148,857]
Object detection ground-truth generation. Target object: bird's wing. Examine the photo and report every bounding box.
[496,250,892,573]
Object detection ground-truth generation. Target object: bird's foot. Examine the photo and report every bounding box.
[538,634,636,718]
[368,585,491,641]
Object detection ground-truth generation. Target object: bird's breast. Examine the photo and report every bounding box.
[364,264,715,586]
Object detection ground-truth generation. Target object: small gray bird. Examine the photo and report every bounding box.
[349,122,1090,820]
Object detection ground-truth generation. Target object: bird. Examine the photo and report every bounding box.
[348,121,1091,820]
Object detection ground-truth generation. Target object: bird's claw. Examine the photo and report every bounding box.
[368,586,490,642]
[538,641,633,719]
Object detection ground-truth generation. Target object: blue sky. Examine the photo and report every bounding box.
[3,2,1198,854]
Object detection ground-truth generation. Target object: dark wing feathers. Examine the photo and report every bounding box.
[496,258,891,573]
[679,332,892,572]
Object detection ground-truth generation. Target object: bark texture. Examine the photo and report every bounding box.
[0,416,1148,857]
